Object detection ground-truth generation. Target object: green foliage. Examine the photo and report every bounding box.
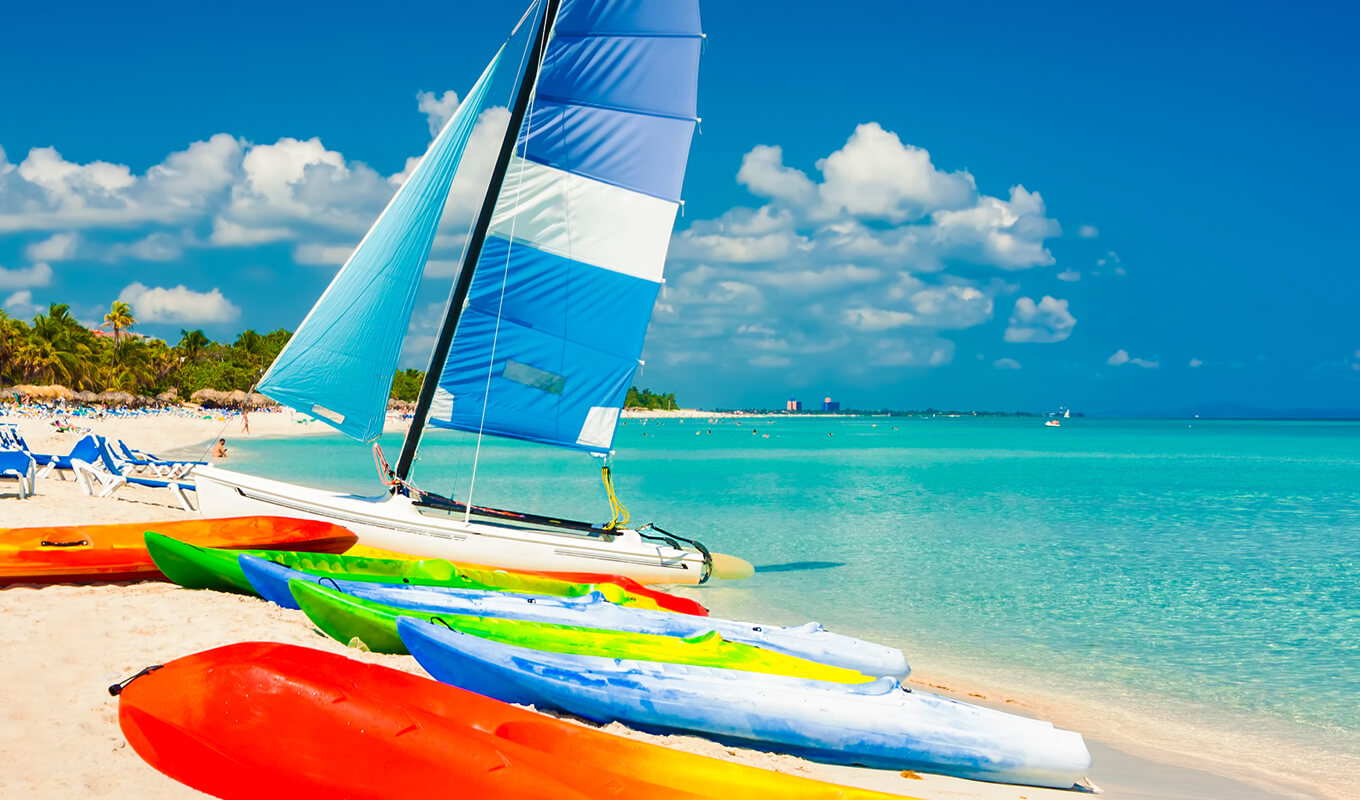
[625,386,678,410]
[390,368,425,402]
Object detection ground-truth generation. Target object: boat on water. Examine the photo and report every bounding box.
[197,0,726,584]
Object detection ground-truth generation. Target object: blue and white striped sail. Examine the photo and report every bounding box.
[257,48,505,443]
[429,0,702,454]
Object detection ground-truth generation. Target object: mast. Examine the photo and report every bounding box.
[394,0,562,483]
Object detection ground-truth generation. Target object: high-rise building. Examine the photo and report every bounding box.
[786,397,802,411]
[821,397,840,412]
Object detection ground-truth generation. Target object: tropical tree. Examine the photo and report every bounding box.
[176,329,210,362]
[101,300,136,344]
[233,329,264,368]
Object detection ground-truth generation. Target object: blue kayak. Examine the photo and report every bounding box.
[398,618,1091,789]
[239,554,909,678]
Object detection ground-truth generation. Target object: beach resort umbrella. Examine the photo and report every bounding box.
[156,390,179,404]
[245,392,275,408]
[13,384,76,401]
[225,390,250,408]
[75,390,99,404]
[97,390,138,407]
[190,389,227,407]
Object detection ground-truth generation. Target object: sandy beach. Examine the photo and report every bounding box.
[0,411,1340,799]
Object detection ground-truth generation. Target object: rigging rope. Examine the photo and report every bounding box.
[600,463,630,530]
[464,0,548,523]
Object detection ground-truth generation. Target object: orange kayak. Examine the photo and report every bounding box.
[0,517,357,585]
[114,642,913,800]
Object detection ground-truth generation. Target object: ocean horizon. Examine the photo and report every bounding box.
[233,415,1360,786]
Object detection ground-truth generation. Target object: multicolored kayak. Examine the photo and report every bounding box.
[400,621,1093,790]
[240,554,909,678]
[113,642,914,800]
[291,579,870,682]
[0,517,356,585]
[145,531,706,614]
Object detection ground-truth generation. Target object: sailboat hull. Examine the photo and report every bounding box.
[193,466,707,585]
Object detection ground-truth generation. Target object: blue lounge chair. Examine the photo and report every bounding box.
[111,439,204,479]
[70,436,195,511]
[1,448,37,499]
[32,433,103,479]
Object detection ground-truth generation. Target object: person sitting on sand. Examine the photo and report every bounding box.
[212,439,228,458]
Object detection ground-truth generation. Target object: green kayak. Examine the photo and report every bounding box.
[290,579,872,683]
[143,532,673,611]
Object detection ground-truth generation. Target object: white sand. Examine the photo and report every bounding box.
[0,411,1338,799]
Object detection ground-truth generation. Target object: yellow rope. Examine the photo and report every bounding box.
[601,464,630,530]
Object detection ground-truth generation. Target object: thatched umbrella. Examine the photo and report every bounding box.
[225,389,250,408]
[13,384,76,401]
[75,390,99,404]
[190,388,227,407]
[245,392,275,408]
[97,390,137,407]
[155,390,179,404]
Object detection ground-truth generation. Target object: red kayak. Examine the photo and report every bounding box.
[0,517,356,585]
[114,642,908,800]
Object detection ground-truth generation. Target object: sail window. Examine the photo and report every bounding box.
[502,360,565,395]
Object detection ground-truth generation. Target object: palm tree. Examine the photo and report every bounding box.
[177,329,210,362]
[234,329,265,369]
[101,300,136,345]
[0,310,27,383]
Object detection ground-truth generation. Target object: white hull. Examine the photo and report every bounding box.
[193,466,707,585]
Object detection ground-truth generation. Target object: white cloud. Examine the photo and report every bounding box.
[843,307,919,331]
[1004,296,1076,343]
[3,290,42,317]
[993,357,1022,370]
[0,135,242,232]
[209,218,291,246]
[26,232,79,261]
[1076,225,1099,238]
[416,90,460,137]
[812,123,976,222]
[1188,358,1203,368]
[0,261,53,289]
[294,243,355,266]
[1108,349,1158,368]
[1056,269,1080,282]
[117,282,240,323]
[737,145,816,206]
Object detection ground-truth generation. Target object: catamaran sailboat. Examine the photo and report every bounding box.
[196,0,726,585]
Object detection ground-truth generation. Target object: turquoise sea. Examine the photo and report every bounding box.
[234,417,1360,770]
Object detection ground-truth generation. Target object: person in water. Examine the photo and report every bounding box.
[212,438,228,458]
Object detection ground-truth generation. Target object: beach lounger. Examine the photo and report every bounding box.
[111,439,204,479]
[32,433,103,480]
[1,449,37,499]
[71,439,195,511]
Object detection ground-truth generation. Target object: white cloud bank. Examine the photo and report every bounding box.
[0,261,53,289]
[117,282,240,324]
[652,122,1070,379]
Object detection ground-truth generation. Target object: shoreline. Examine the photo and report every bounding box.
[1,410,1349,799]
[676,586,1349,800]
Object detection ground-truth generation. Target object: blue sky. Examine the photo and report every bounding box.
[1,0,1356,413]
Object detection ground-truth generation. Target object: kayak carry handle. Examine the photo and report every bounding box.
[108,664,163,696]
[40,539,91,548]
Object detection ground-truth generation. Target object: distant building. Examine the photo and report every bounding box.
[821,397,840,412]
[786,397,801,411]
